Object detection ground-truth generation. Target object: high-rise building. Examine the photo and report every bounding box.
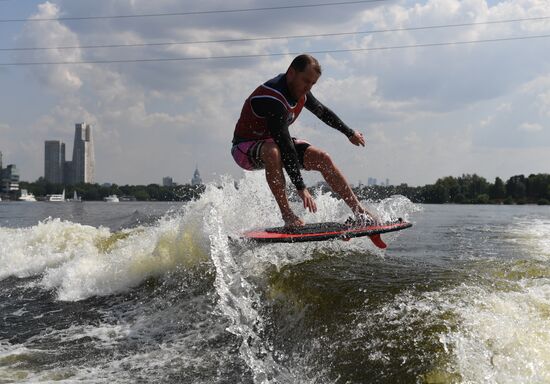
[64,161,73,184]
[163,177,174,187]
[1,164,19,193]
[44,141,66,184]
[44,123,96,185]
[71,123,95,184]
[0,152,19,194]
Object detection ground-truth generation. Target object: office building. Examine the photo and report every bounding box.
[1,164,19,194]
[44,141,66,184]
[71,123,95,184]
[163,177,174,187]
[44,123,95,185]
[0,151,20,195]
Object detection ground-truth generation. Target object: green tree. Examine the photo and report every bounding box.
[146,184,161,200]
[460,174,489,200]
[527,174,550,200]
[435,176,460,202]
[476,194,490,204]
[134,189,150,201]
[506,175,527,199]
[490,177,506,200]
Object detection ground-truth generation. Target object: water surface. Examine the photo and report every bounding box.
[1,175,549,383]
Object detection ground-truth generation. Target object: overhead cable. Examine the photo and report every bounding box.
[2,15,549,52]
[0,0,386,23]
[1,33,548,66]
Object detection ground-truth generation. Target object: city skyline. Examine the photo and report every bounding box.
[44,123,95,185]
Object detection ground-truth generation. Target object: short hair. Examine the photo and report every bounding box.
[288,54,322,75]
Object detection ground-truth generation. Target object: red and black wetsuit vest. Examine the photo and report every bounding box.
[234,74,306,142]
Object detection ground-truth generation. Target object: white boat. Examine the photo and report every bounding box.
[19,189,37,202]
[104,194,119,203]
[46,189,66,202]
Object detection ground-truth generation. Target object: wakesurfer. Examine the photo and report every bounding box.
[231,54,376,227]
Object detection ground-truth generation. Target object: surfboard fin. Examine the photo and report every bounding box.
[369,234,387,249]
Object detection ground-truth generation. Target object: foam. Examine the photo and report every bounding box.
[41,213,211,301]
[0,219,111,280]
[0,173,417,303]
[445,219,550,382]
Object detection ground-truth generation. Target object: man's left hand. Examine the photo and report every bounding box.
[349,131,365,147]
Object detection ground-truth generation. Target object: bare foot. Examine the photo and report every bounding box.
[283,214,305,228]
[353,207,381,224]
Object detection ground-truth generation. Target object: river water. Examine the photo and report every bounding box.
[1,173,550,383]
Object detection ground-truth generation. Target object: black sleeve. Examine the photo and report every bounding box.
[304,92,355,137]
[251,97,306,190]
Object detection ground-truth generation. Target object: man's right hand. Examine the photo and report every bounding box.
[349,131,366,147]
[297,188,317,213]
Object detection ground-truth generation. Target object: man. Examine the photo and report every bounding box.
[231,54,376,227]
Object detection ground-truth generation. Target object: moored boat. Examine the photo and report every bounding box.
[46,189,66,202]
[104,194,119,203]
[19,189,37,202]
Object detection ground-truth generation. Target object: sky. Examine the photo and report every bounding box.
[0,0,549,187]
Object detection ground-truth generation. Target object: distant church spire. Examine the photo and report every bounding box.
[191,165,202,186]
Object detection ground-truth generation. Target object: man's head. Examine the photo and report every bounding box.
[286,54,322,100]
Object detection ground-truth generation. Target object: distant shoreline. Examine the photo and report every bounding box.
[2,173,549,205]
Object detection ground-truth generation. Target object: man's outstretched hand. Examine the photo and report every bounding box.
[349,131,365,147]
[297,188,317,213]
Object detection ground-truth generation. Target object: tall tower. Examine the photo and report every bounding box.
[71,123,95,184]
[44,141,65,184]
[191,165,202,186]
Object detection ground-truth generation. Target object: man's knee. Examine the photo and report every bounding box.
[305,148,334,171]
[318,150,333,165]
[261,143,282,166]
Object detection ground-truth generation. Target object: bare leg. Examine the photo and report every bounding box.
[261,142,304,227]
[303,147,376,218]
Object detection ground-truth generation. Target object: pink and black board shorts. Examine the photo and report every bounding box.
[231,138,311,171]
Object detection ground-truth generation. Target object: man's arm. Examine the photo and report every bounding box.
[304,92,355,137]
[251,97,306,190]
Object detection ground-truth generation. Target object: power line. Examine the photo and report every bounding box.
[0,0,387,23]
[2,15,549,52]
[1,33,548,67]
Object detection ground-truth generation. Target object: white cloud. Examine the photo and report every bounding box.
[518,122,543,132]
[496,103,512,112]
[16,2,85,92]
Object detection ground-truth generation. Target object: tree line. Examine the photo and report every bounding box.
[17,173,550,204]
[352,173,550,205]
[19,178,205,202]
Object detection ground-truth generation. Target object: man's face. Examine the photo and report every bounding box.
[286,65,321,100]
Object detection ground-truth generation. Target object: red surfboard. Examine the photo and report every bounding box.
[242,218,412,249]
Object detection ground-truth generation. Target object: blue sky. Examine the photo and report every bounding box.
[1,0,549,187]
